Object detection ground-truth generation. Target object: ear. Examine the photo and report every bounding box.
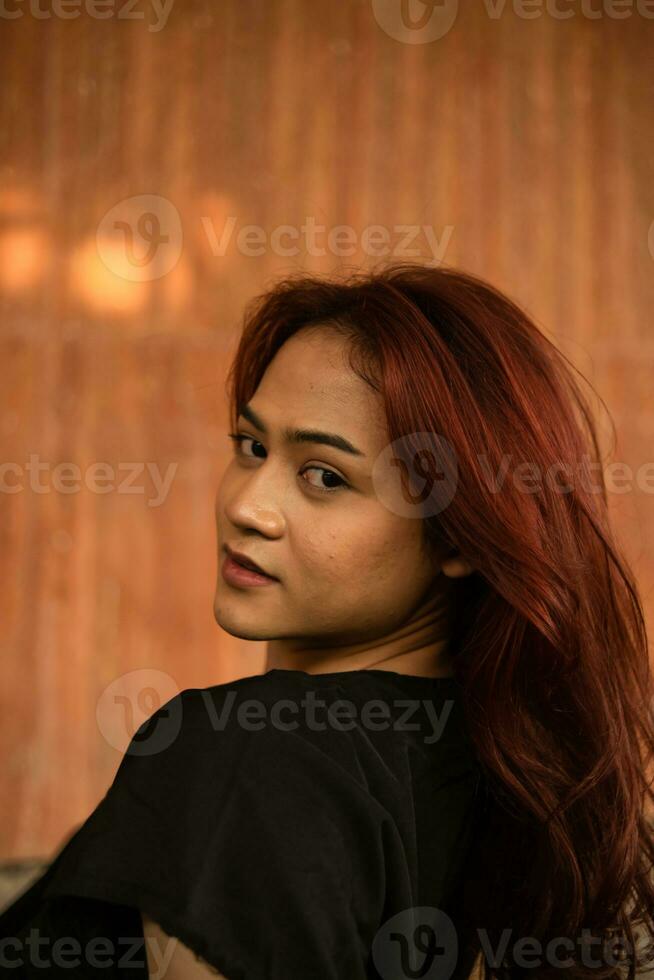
[441,555,474,578]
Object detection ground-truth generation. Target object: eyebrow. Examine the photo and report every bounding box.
[238,404,366,457]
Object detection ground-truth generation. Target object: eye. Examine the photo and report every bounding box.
[300,466,348,494]
[227,432,266,458]
[227,432,348,494]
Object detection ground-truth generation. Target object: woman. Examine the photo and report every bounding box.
[2,262,653,979]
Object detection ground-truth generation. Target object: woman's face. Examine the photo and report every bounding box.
[214,324,444,647]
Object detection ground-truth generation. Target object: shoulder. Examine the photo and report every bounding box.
[129,671,367,770]
[124,670,477,800]
[119,671,380,821]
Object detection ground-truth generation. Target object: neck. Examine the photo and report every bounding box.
[264,584,456,679]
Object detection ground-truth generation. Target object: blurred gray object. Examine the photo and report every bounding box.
[0,860,48,913]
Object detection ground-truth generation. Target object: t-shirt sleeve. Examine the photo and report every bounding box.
[39,686,386,980]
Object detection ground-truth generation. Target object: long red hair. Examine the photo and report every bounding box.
[225,262,654,979]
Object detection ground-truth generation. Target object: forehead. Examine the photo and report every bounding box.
[249,326,388,451]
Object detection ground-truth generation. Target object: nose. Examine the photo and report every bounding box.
[219,464,286,539]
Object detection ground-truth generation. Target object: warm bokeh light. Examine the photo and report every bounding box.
[161,252,193,314]
[69,236,150,315]
[0,226,51,293]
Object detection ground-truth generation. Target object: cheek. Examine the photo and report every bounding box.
[296,520,432,637]
[305,511,425,598]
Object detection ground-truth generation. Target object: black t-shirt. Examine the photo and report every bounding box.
[0,668,485,979]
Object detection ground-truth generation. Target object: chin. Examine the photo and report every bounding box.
[213,594,276,641]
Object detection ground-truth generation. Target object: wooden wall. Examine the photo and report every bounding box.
[1,0,653,859]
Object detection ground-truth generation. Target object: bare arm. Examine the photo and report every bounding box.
[141,912,229,980]
[467,950,485,980]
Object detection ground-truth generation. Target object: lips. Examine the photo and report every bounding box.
[225,545,276,579]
